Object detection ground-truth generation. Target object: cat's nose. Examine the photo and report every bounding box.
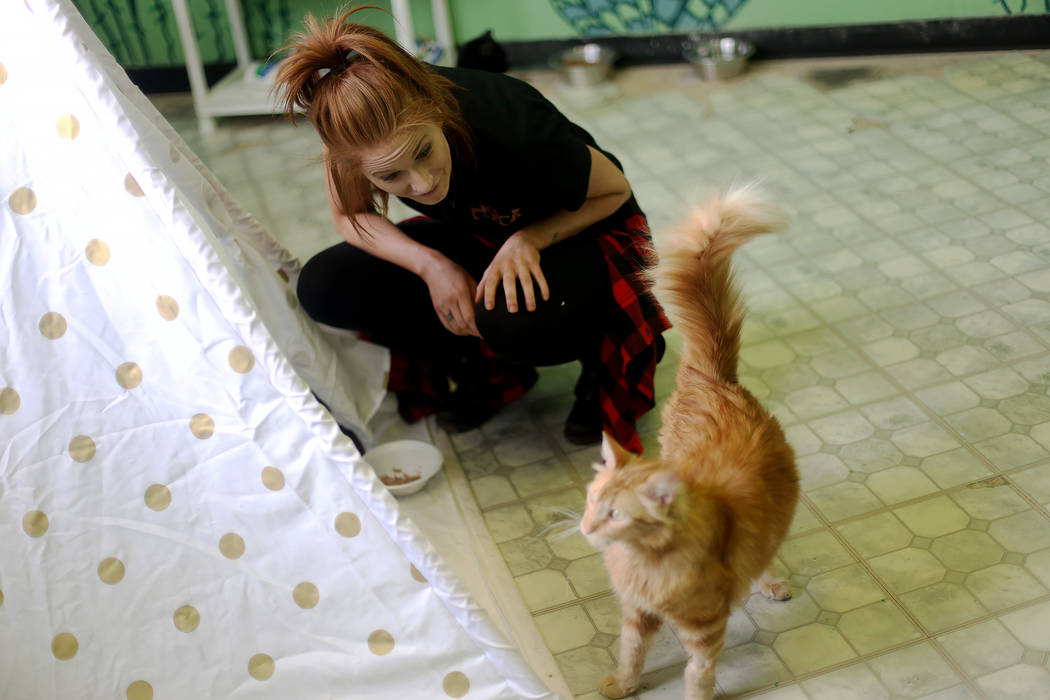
[580,518,594,535]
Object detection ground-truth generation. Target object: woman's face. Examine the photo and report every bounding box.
[358,123,452,205]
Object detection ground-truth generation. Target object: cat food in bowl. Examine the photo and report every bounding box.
[684,37,755,81]
[365,440,443,496]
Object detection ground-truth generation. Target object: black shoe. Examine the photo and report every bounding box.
[435,394,498,433]
[562,336,664,446]
[564,362,602,445]
[313,391,366,452]
[434,345,499,433]
[564,396,602,445]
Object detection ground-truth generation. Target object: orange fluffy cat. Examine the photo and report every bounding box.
[581,188,800,700]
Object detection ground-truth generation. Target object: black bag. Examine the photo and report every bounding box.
[457,30,509,73]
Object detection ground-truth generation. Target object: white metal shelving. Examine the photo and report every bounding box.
[171,0,455,134]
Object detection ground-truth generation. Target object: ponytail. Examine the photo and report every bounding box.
[273,6,472,219]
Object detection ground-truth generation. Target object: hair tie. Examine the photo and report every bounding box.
[318,50,358,80]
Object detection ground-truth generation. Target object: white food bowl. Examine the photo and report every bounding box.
[365,440,443,496]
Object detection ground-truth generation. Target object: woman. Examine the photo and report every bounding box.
[274,8,668,453]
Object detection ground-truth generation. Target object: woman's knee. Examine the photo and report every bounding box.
[474,300,519,350]
[295,246,381,329]
[296,255,336,323]
[476,298,591,366]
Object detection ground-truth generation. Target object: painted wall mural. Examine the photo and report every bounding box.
[73,0,1047,69]
[999,0,1050,12]
[549,0,748,35]
[71,0,304,67]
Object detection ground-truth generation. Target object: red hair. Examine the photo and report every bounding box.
[273,6,472,219]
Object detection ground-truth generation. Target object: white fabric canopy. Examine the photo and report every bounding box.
[0,1,558,697]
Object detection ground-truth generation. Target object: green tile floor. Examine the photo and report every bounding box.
[159,49,1050,699]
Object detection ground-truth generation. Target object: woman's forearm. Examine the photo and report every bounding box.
[516,189,631,251]
[334,211,446,279]
[322,154,446,281]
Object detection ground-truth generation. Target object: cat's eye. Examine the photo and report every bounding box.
[608,508,626,521]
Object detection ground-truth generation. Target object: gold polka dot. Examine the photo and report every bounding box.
[0,387,20,414]
[261,466,284,491]
[0,63,7,86]
[125,173,144,197]
[334,512,361,538]
[23,510,49,537]
[169,143,180,163]
[85,238,110,265]
[410,565,427,583]
[190,413,214,439]
[126,680,153,700]
[293,582,319,609]
[285,288,298,309]
[173,605,200,633]
[367,629,394,655]
[69,435,96,462]
[0,589,4,606]
[219,532,245,559]
[248,653,274,681]
[98,557,125,584]
[39,311,66,339]
[228,346,254,373]
[144,484,171,511]
[51,632,78,660]
[116,362,142,390]
[9,186,36,215]
[156,295,179,321]
[277,268,289,283]
[443,671,470,698]
[56,114,80,140]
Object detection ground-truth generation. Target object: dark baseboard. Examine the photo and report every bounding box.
[129,62,237,94]
[503,14,1050,68]
[130,15,1050,93]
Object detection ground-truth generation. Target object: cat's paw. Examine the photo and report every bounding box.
[599,673,638,699]
[760,577,792,601]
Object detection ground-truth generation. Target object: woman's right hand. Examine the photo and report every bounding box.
[421,256,480,337]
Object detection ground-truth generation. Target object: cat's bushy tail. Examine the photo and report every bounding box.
[652,185,786,383]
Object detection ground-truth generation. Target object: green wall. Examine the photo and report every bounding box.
[74,0,1047,68]
[72,0,432,68]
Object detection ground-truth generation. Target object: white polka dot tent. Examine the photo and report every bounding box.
[0,1,562,698]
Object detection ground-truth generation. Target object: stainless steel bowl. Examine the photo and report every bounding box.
[684,37,755,81]
[550,43,618,87]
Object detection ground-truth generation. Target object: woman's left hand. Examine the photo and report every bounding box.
[477,231,551,313]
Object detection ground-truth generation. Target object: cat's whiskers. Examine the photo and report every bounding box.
[532,506,583,541]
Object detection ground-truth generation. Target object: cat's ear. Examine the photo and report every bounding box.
[641,470,680,511]
[599,432,631,470]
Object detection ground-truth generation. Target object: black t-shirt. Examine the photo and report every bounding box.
[398,66,621,241]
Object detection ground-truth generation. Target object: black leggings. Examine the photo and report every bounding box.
[296,219,612,367]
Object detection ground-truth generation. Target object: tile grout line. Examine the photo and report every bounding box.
[470,328,1050,693]
[531,589,617,618]
[165,57,1050,699]
[467,60,1050,698]
[748,301,1048,700]
[735,181,1050,692]
[750,208,1050,516]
